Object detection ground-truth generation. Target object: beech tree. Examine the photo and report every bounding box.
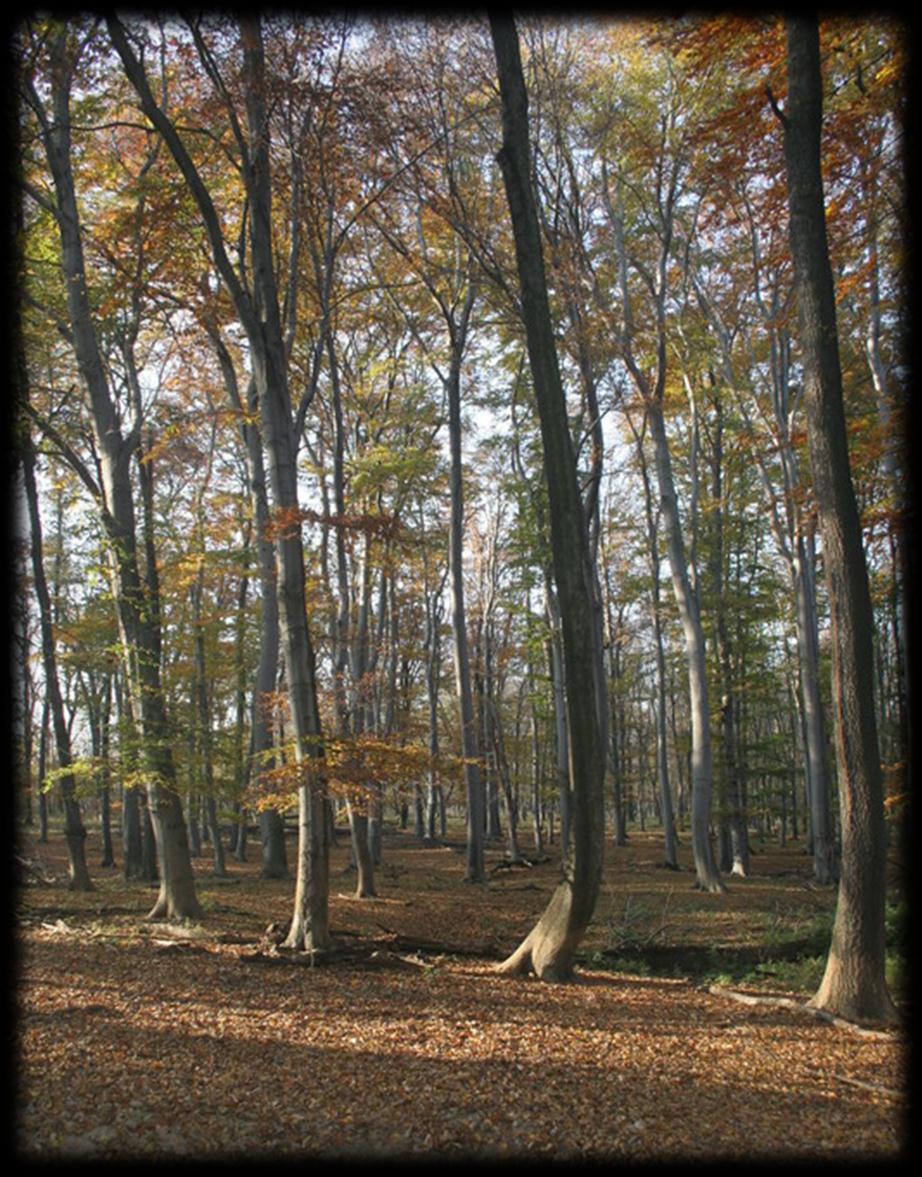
[775,16,897,1026]
[490,14,607,981]
[19,420,92,891]
[21,21,202,921]
[108,14,331,951]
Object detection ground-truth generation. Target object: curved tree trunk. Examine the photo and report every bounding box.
[779,16,896,1025]
[491,16,607,981]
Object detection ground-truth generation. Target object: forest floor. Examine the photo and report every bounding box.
[14,821,910,1163]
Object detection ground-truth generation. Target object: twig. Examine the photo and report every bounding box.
[832,1074,904,1101]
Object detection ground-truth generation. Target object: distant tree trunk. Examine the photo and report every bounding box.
[778,16,896,1025]
[647,400,723,892]
[21,429,92,892]
[208,329,288,880]
[544,581,572,854]
[445,284,485,883]
[36,698,49,844]
[707,391,749,877]
[94,673,116,868]
[627,412,678,868]
[192,498,226,879]
[529,684,545,855]
[424,567,446,843]
[491,16,607,981]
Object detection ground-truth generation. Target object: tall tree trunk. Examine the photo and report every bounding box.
[778,16,896,1025]
[627,413,678,867]
[491,16,607,981]
[707,392,749,877]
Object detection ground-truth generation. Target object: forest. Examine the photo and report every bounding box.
[13,12,908,1161]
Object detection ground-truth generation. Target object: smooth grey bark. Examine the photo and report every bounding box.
[544,581,572,855]
[482,562,521,863]
[705,390,749,877]
[778,16,896,1025]
[191,532,226,878]
[709,216,836,884]
[424,560,448,843]
[860,132,908,768]
[605,145,722,891]
[327,338,376,899]
[238,19,329,950]
[82,669,115,868]
[491,15,607,981]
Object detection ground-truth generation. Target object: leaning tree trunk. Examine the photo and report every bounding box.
[491,16,607,981]
[779,16,896,1025]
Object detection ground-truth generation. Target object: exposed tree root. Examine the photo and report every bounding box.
[707,984,899,1039]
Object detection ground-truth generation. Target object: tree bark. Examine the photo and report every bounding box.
[779,16,896,1025]
[491,16,607,981]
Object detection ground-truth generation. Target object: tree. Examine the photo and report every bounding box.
[21,21,202,920]
[19,421,92,891]
[490,15,607,981]
[108,14,330,951]
[775,16,896,1025]
[592,37,724,892]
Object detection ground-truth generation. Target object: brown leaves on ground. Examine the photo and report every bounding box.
[15,827,907,1161]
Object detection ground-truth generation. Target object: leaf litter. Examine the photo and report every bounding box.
[15,827,907,1161]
